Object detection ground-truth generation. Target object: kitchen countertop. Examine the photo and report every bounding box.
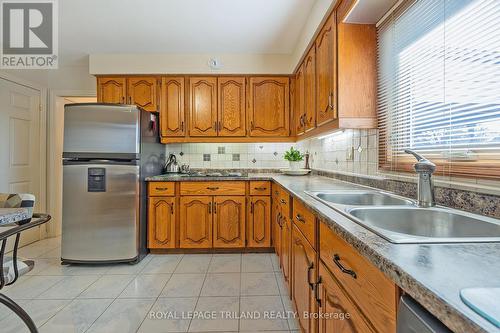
[146,173,500,333]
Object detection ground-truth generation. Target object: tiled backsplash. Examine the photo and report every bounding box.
[165,128,500,196]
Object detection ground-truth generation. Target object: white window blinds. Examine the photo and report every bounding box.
[377,0,500,173]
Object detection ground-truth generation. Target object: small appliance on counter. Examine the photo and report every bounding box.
[61,103,164,264]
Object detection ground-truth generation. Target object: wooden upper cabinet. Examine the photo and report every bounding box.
[248,77,290,137]
[247,196,271,247]
[189,77,217,136]
[295,66,305,136]
[161,77,185,137]
[127,76,158,111]
[97,77,126,104]
[292,225,317,333]
[318,263,375,333]
[213,196,245,248]
[316,13,337,126]
[179,196,212,248]
[147,197,176,249]
[303,47,316,132]
[218,77,246,137]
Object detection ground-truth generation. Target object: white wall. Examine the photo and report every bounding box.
[90,53,293,75]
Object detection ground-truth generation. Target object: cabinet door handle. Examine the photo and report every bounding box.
[314,277,322,307]
[208,202,212,214]
[328,92,334,110]
[121,96,125,104]
[180,121,184,131]
[333,254,357,279]
[295,213,305,223]
[250,121,254,130]
[250,202,254,214]
[254,187,267,191]
[128,96,132,104]
[280,199,286,204]
[213,202,217,214]
[170,203,174,215]
[214,121,218,132]
[218,121,222,132]
[276,212,282,226]
[206,187,219,191]
[307,262,314,290]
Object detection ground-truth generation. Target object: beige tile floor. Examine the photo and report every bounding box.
[0,237,300,333]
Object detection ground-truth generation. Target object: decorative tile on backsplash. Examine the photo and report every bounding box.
[203,154,211,161]
[218,146,225,154]
[232,154,240,161]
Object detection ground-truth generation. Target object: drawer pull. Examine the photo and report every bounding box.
[280,198,286,204]
[295,213,305,223]
[333,254,357,279]
[307,262,314,290]
[206,187,219,191]
[155,187,169,191]
[254,187,267,191]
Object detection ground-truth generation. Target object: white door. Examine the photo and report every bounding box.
[0,78,42,246]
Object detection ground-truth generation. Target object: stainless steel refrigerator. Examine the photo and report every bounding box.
[61,103,164,264]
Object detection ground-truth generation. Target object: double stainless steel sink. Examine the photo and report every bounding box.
[306,190,500,244]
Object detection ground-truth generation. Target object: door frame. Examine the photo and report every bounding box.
[0,73,48,240]
[47,89,96,237]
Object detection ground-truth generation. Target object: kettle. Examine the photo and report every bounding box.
[164,154,179,173]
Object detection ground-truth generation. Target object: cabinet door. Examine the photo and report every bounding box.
[218,77,246,136]
[272,199,282,258]
[161,77,185,137]
[148,197,176,249]
[303,48,316,131]
[213,196,245,248]
[316,13,337,126]
[247,196,271,247]
[295,66,305,136]
[127,76,158,111]
[179,196,212,248]
[248,77,290,137]
[281,216,292,288]
[292,225,317,333]
[189,77,217,136]
[318,263,374,333]
[97,77,126,104]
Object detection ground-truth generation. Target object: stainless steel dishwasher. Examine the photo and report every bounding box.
[397,295,452,333]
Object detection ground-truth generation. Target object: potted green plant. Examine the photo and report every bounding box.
[284,147,304,170]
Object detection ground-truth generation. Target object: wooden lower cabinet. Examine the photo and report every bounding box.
[317,262,374,333]
[148,197,176,249]
[213,196,245,248]
[179,196,212,248]
[247,196,271,247]
[292,225,317,333]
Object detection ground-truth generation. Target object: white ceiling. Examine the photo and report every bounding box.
[59,0,317,66]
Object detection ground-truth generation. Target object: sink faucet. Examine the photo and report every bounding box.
[404,149,436,207]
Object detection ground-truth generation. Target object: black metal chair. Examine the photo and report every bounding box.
[0,213,51,333]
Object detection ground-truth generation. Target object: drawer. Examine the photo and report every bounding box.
[292,198,316,249]
[319,222,397,333]
[148,182,175,196]
[180,181,246,196]
[249,181,271,196]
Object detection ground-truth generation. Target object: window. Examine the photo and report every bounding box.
[377,0,500,179]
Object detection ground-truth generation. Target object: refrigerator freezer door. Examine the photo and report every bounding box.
[63,104,140,155]
[62,163,139,262]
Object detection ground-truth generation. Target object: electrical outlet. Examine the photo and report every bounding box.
[346,146,354,161]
